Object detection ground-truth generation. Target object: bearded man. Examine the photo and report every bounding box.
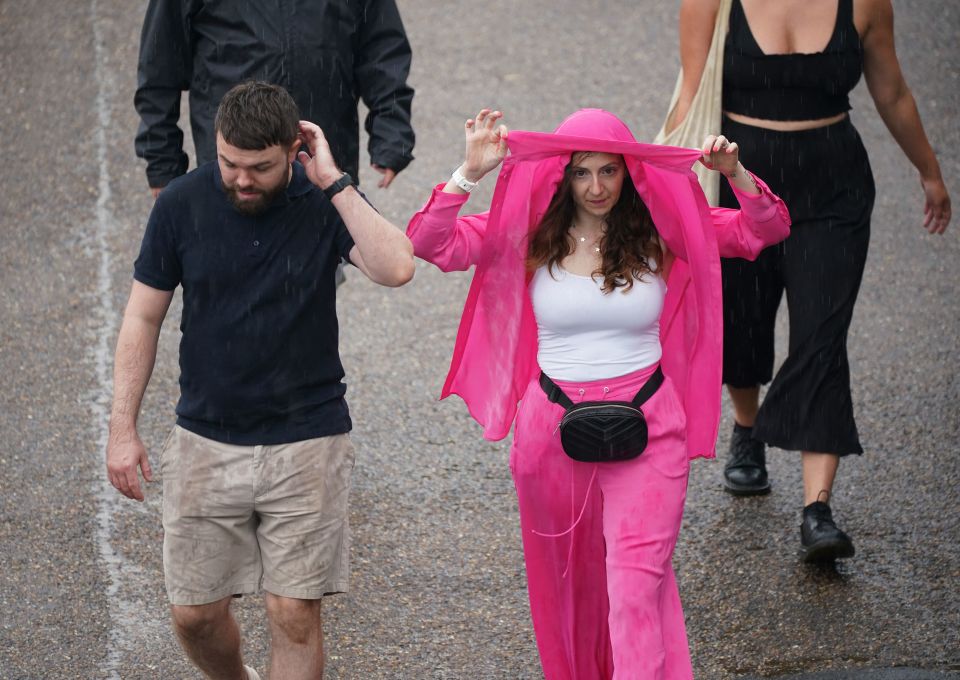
[106,81,414,680]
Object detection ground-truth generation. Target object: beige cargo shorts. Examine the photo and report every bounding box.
[160,425,355,605]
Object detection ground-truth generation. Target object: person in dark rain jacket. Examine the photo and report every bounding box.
[134,0,415,197]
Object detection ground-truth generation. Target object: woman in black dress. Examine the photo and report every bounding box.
[670,0,950,561]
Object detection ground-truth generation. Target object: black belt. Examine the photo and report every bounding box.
[539,366,664,410]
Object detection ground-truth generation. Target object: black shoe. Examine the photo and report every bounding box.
[723,423,771,496]
[800,501,855,562]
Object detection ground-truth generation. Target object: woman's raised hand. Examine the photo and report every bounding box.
[461,109,509,182]
[700,133,761,195]
[699,134,740,177]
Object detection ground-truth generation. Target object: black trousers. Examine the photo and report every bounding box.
[720,116,875,455]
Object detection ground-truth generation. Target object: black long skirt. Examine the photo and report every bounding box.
[719,115,875,456]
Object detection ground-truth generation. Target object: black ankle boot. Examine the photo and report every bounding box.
[723,423,771,496]
[800,501,855,562]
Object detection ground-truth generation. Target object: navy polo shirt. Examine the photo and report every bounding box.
[134,161,355,445]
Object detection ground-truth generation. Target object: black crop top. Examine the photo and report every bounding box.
[723,0,863,120]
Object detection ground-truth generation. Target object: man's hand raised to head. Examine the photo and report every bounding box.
[297,121,344,190]
[296,119,414,287]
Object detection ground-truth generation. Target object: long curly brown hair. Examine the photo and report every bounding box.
[526,154,663,293]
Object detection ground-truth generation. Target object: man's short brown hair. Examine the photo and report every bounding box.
[214,81,300,150]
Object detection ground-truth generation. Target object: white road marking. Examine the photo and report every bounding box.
[89,2,166,675]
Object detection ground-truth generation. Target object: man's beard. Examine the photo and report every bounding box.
[224,178,287,216]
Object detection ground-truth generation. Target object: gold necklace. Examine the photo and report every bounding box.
[571,223,603,254]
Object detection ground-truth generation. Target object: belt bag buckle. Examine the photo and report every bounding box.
[559,401,648,463]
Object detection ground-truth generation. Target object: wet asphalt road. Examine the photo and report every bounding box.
[0,0,957,678]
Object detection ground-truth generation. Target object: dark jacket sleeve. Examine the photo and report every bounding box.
[134,0,193,188]
[354,0,415,173]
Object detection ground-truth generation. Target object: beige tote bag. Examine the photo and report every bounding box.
[654,0,732,206]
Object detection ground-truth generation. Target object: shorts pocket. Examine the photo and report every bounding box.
[158,425,178,477]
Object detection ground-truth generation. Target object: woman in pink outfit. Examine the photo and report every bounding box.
[407,108,791,679]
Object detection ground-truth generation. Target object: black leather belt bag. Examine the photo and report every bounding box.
[539,366,664,463]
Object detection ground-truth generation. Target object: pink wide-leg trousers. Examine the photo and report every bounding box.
[509,363,693,680]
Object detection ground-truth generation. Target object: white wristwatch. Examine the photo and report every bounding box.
[451,166,479,193]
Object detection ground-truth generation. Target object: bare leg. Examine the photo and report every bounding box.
[727,385,761,427]
[171,597,246,680]
[265,593,324,679]
[801,451,840,505]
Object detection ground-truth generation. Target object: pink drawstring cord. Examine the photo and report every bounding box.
[530,384,609,577]
[531,467,598,540]
[531,466,598,578]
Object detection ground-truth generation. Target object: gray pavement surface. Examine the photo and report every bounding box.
[0,0,957,678]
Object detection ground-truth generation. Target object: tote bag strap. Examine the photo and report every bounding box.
[653,0,733,206]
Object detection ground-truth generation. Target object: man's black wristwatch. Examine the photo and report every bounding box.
[323,172,354,200]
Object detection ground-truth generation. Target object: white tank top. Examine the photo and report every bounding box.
[529,264,666,381]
